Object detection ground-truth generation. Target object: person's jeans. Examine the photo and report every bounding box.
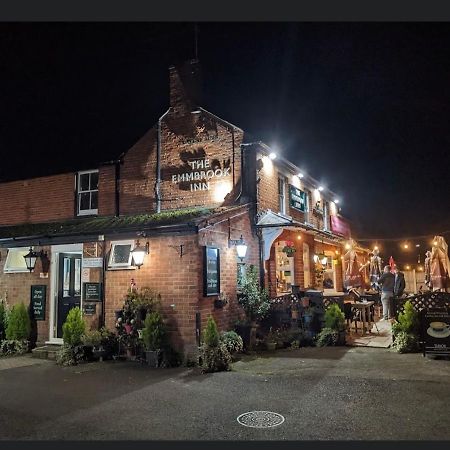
[380,292,393,319]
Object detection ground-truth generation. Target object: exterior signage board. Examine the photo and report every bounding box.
[203,246,220,296]
[30,285,46,321]
[289,185,306,212]
[421,307,450,356]
[83,282,102,302]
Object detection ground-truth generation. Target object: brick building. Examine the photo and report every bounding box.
[0,60,367,357]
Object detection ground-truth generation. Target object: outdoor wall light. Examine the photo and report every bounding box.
[23,247,39,272]
[313,253,328,266]
[229,235,248,260]
[333,199,339,204]
[131,240,149,269]
[269,152,277,160]
[297,172,304,179]
[318,186,324,192]
[23,247,49,273]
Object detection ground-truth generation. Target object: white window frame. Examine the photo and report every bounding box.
[3,247,33,273]
[77,170,99,216]
[323,201,329,231]
[108,240,135,270]
[278,175,286,215]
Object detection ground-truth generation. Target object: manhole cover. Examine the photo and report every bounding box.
[237,411,285,428]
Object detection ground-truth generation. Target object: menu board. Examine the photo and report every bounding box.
[203,246,220,296]
[30,285,46,321]
[422,307,450,356]
[83,303,97,316]
[83,282,102,301]
[289,185,306,212]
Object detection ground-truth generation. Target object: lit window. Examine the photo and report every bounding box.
[3,247,31,273]
[77,170,99,216]
[108,241,134,269]
[278,176,286,215]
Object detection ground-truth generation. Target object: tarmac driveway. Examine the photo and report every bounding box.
[0,347,449,440]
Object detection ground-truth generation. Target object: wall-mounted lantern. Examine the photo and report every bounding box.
[313,253,328,266]
[131,240,149,269]
[229,235,248,261]
[23,247,49,273]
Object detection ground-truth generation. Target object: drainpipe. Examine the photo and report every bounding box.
[115,160,121,217]
[156,109,170,213]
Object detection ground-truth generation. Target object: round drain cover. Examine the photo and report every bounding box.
[237,411,285,428]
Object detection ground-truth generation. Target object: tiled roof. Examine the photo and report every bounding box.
[0,208,213,242]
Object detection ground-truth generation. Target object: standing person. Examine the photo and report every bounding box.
[377,265,395,321]
[393,265,406,297]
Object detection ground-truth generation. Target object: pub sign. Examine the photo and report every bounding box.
[203,246,220,296]
[289,185,306,212]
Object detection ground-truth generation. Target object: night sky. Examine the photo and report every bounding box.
[0,22,449,262]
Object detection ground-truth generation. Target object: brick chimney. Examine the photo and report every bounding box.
[169,59,203,116]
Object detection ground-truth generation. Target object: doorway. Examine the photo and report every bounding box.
[56,253,82,338]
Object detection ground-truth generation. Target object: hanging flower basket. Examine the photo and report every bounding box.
[282,241,296,257]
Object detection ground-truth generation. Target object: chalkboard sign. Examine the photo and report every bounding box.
[83,303,97,316]
[30,285,46,321]
[421,307,450,356]
[203,246,220,296]
[83,282,102,301]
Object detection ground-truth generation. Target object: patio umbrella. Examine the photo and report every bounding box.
[389,256,396,273]
[430,235,450,291]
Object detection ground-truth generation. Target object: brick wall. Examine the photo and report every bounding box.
[103,209,258,357]
[0,174,75,226]
[0,247,51,342]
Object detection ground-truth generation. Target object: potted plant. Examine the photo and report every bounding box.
[265,327,277,351]
[236,265,271,350]
[282,241,296,257]
[323,303,346,345]
[142,311,166,368]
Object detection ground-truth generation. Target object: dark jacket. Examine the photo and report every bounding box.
[394,272,406,297]
[378,272,395,293]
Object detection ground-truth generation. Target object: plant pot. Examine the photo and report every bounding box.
[337,330,346,346]
[145,350,161,368]
[266,342,277,351]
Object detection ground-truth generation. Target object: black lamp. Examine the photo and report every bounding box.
[23,247,39,273]
[131,240,149,269]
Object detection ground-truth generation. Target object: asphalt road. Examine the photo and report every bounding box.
[0,347,449,440]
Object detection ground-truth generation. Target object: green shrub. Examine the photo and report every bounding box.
[5,303,31,341]
[0,300,7,341]
[62,307,85,346]
[81,329,103,347]
[199,342,232,373]
[203,317,220,347]
[199,317,232,373]
[0,339,28,356]
[56,344,84,366]
[393,331,419,353]
[396,301,419,335]
[316,327,339,347]
[220,330,243,355]
[324,304,346,331]
[238,265,271,323]
[142,311,166,351]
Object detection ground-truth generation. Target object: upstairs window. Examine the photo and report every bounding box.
[77,170,99,216]
[4,247,31,273]
[278,176,286,215]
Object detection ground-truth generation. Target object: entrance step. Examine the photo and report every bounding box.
[31,344,62,360]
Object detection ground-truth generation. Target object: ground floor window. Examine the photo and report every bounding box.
[276,241,294,294]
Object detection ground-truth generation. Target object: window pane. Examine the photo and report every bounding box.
[112,244,131,265]
[79,192,90,211]
[90,172,99,190]
[79,173,90,191]
[63,258,71,297]
[74,259,81,297]
[90,191,98,210]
